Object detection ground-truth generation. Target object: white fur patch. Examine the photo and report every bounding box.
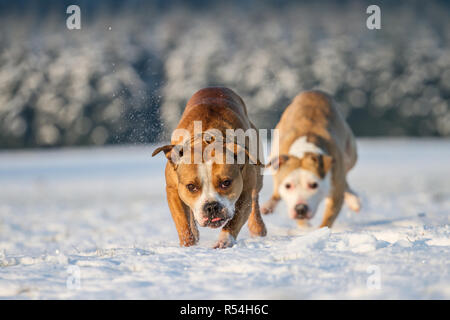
[288,136,324,159]
[278,167,331,219]
[192,161,236,224]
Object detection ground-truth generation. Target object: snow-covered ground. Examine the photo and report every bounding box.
[0,139,449,299]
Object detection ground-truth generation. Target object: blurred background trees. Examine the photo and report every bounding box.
[0,0,449,149]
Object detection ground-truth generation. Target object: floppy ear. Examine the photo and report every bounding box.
[302,152,334,177]
[152,144,175,159]
[265,155,290,170]
[153,143,187,163]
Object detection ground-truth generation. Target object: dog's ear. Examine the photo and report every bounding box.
[152,144,175,159]
[152,144,184,164]
[265,155,290,170]
[302,152,334,177]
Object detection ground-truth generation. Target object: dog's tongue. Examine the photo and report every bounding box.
[211,217,222,222]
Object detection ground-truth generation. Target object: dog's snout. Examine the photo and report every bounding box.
[202,201,227,228]
[294,203,309,218]
[203,201,222,215]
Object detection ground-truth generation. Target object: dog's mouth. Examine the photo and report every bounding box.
[295,213,313,220]
[206,216,227,228]
[198,214,229,228]
[290,209,314,220]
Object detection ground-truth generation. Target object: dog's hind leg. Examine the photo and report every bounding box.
[344,181,361,212]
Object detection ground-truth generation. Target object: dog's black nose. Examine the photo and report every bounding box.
[295,204,309,218]
[203,201,222,215]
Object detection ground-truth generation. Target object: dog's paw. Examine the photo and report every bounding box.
[345,192,361,212]
[213,233,236,249]
[260,206,272,215]
[261,200,276,215]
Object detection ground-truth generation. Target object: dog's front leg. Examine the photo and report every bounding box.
[247,189,267,237]
[261,194,280,215]
[213,193,252,249]
[319,160,346,228]
[319,191,344,228]
[166,186,199,247]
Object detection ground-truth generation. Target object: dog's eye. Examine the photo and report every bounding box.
[220,179,232,189]
[186,184,199,193]
[308,182,318,189]
[285,183,292,190]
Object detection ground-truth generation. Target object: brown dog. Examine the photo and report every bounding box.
[152,87,267,248]
[262,90,361,228]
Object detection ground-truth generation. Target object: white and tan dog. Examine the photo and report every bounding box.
[262,90,361,228]
[153,87,267,248]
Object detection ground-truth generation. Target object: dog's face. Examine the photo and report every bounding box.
[176,161,243,228]
[152,140,259,228]
[268,152,333,220]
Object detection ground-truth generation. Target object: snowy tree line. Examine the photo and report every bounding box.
[0,0,449,148]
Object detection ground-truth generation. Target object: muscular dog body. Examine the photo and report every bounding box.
[262,90,361,228]
[153,87,266,248]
